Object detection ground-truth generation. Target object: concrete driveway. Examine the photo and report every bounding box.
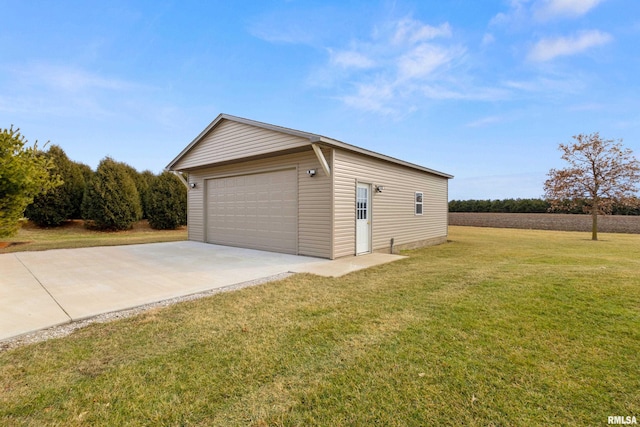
[0,242,404,341]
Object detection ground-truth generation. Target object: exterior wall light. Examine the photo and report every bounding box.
[375,185,384,193]
[307,169,316,177]
[190,182,197,188]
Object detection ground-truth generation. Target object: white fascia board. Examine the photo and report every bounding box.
[311,143,331,177]
[168,170,190,190]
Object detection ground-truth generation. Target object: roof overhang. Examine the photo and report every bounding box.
[166,113,453,179]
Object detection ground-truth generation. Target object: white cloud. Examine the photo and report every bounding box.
[528,30,612,61]
[420,85,509,101]
[1,62,155,119]
[12,63,141,93]
[504,74,586,95]
[309,16,470,114]
[392,19,451,45]
[534,0,605,20]
[329,49,375,69]
[247,9,331,45]
[311,14,521,114]
[465,115,506,128]
[489,0,530,27]
[489,12,510,26]
[567,102,604,111]
[482,33,496,47]
[397,44,456,80]
[249,24,315,45]
[491,0,605,26]
[339,79,396,115]
[504,80,539,91]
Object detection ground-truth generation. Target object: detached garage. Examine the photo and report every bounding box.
[167,114,452,259]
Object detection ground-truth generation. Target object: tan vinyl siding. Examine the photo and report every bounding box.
[173,120,310,170]
[187,184,204,242]
[186,149,332,258]
[333,149,448,258]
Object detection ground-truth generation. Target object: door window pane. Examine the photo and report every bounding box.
[357,187,368,220]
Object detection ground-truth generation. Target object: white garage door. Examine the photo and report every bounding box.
[206,169,298,254]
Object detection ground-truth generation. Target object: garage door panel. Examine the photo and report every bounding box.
[206,169,297,254]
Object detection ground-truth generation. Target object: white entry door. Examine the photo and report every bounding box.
[356,183,371,255]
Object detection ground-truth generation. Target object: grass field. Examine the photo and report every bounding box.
[449,212,640,234]
[0,220,187,253]
[1,226,639,426]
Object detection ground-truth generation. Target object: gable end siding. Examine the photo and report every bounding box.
[173,120,310,170]
[333,149,448,258]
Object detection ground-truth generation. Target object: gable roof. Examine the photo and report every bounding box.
[166,113,453,179]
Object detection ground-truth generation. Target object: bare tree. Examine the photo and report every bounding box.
[544,133,640,240]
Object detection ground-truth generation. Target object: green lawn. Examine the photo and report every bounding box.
[0,220,187,253]
[1,226,639,426]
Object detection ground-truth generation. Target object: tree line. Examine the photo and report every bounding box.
[4,127,639,242]
[1,126,186,237]
[449,198,549,213]
[449,198,640,215]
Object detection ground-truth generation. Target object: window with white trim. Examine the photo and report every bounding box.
[415,192,423,215]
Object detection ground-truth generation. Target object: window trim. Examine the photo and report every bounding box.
[415,191,423,215]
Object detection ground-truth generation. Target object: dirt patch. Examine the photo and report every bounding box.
[19,219,85,230]
[20,219,186,233]
[449,213,640,234]
[0,241,31,249]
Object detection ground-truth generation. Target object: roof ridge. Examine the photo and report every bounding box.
[166,113,453,179]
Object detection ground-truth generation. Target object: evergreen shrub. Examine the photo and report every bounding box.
[146,171,187,230]
[81,157,142,230]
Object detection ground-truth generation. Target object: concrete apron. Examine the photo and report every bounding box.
[0,241,405,341]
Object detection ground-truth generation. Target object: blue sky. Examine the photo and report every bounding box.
[2,0,639,200]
